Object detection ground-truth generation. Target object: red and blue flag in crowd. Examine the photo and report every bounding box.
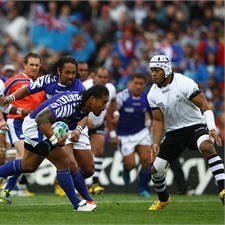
[29,3,95,61]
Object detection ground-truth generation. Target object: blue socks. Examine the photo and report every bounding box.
[57,170,80,209]
[0,159,22,178]
[4,174,21,190]
[138,167,151,192]
[71,171,93,201]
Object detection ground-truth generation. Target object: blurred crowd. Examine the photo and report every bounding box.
[0,0,224,143]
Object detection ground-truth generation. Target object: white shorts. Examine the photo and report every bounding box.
[7,118,25,144]
[65,126,91,150]
[118,128,152,157]
[23,116,91,150]
[23,116,45,147]
[5,131,11,144]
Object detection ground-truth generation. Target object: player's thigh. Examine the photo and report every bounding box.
[48,147,70,170]
[22,148,44,172]
[136,145,151,167]
[64,144,79,173]
[90,133,105,156]
[0,131,6,146]
[14,140,25,158]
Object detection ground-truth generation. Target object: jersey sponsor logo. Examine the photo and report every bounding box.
[54,90,64,93]
[176,94,182,101]
[54,89,74,94]
[124,107,134,113]
[162,88,170,93]
[157,102,164,109]
[132,102,141,106]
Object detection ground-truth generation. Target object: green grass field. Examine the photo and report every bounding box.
[0,193,224,225]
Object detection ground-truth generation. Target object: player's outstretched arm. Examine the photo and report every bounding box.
[0,86,31,106]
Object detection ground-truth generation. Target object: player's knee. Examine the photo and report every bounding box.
[69,164,79,174]
[152,168,166,179]
[124,161,135,171]
[81,164,95,178]
[200,140,217,158]
[140,156,151,168]
[151,157,169,177]
[55,157,70,170]
[81,168,94,178]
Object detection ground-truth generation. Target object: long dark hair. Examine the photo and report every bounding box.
[47,55,79,77]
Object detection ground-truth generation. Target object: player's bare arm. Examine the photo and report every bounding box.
[35,108,66,147]
[191,92,222,146]
[151,109,164,160]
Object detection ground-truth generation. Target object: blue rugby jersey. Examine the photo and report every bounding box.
[26,74,86,129]
[116,88,151,135]
[27,74,85,99]
[29,92,88,127]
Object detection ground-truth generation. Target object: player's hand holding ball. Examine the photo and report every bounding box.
[51,121,69,147]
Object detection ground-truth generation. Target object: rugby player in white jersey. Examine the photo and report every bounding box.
[83,67,118,194]
[147,55,224,210]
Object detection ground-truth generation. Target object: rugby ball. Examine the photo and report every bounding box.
[52,121,69,139]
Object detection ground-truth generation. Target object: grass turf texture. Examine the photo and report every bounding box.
[0,193,224,225]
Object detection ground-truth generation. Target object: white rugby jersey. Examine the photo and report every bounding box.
[83,79,116,127]
[0,80,7,113]
[147,73,206,132]
[0,79,4,96]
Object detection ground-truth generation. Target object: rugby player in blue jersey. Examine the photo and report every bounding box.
[0,85,109,211]
[0,56,96,205]
[110,73,153,197]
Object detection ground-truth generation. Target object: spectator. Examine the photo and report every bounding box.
[1,64,15,82]
[4,2,29,51]
[212,0,225,22]
[131,0,149,26]
[197,25,224,66]
[111,24,139,68]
